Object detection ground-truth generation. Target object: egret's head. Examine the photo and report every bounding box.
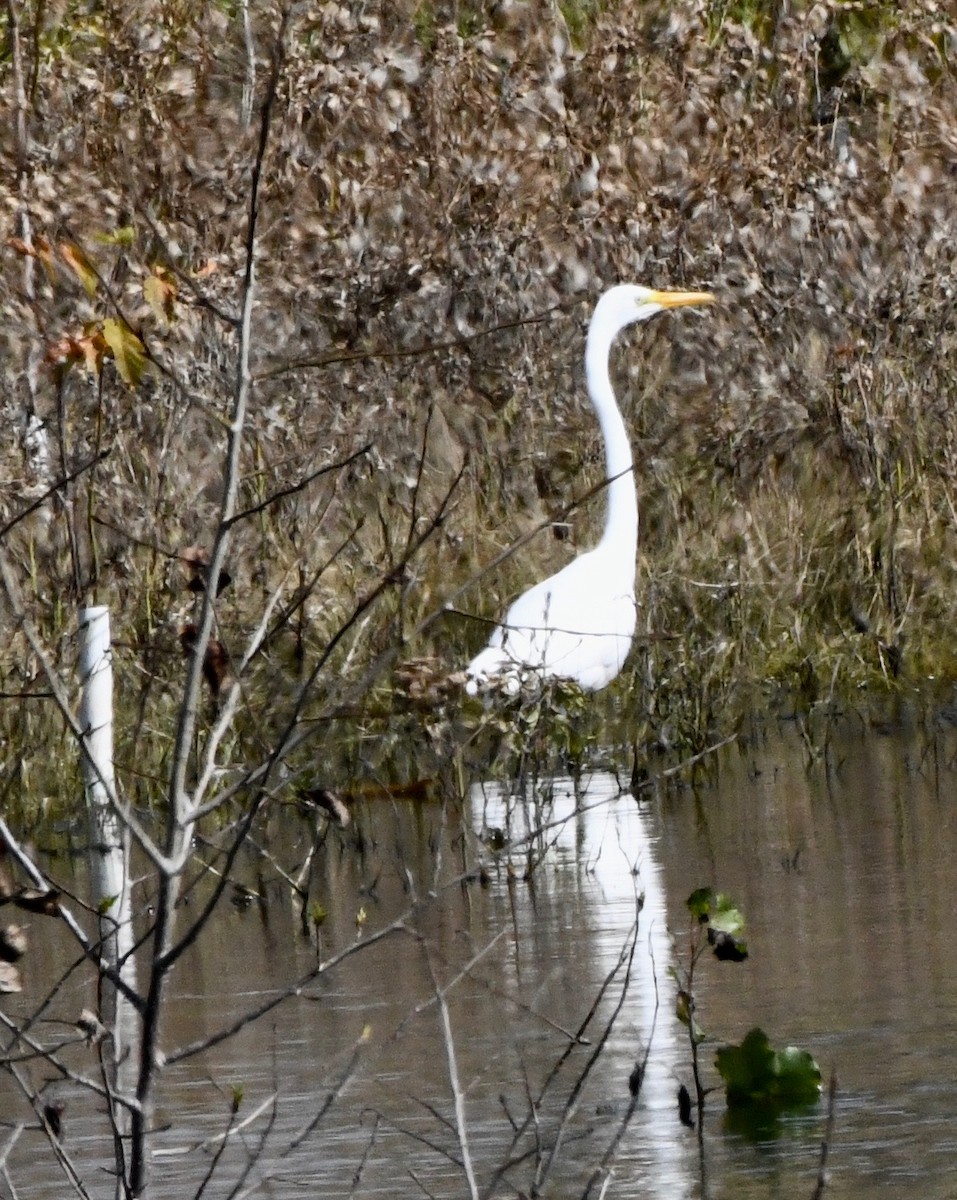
[595,283,715,337]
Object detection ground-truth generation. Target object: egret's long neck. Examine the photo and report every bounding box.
[585,321,638,561]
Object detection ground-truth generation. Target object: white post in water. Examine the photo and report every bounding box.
[78,607,136,1113]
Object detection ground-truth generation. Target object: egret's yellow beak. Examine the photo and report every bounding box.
[646,289,715,309]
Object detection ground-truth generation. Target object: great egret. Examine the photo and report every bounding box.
[465,284,714,695]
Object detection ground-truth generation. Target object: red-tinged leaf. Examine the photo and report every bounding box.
[59,241,99,297]
[80,331,109,374]
[7,236,57,282]
[7,236,36,257]
[179,544,232,596]
[102,318,147,386]
[35,236,56,275]
[46,337,85,368]
[143,269,177,324]
[179,624,233,699]
[46,331,109,377]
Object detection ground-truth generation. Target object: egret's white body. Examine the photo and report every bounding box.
[466,284,714,695]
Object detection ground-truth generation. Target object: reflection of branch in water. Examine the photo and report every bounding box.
[810,1072,838,1200]
[476,886,643,1200]
[534,913,641,1191]
[581,892,659,1199]
[482,734,737,875]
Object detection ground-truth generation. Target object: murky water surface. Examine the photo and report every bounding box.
[5,715,957,1197]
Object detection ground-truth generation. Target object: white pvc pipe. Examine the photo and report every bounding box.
[78,607,135,987]
[79,606,116,822]
[78,606,137,1188]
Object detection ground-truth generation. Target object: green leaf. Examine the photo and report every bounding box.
[94,225,136,247]
[687,887,747,959]
[838,10,886,67]
[716,1027,822,1109]
[98,894,118,914]
[102,318,147,386]
[708,894,745,938]
[686,887,716,921]
[675,990,708,1043]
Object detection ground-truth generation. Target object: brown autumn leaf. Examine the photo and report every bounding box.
[34,235,56,278]
[78,330,109,374]
[7,236,35,257]
[180,545,233,596]
[59,241,99,296]
[144,267,177,324]
[179,623,233,699]
[7,235,57,283]
[46,330,109,376]
[299,787,351,827]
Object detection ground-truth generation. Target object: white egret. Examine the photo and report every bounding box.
[465,284,714,695]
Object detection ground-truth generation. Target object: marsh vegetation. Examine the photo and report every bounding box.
[2,1,957,1195]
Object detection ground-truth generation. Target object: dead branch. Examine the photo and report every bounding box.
[424,941,480,1200]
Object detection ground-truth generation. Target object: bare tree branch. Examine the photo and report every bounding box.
[424,942,480,1200]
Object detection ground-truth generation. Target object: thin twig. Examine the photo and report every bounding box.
[254,304,566,380]
[0,552,168,874]
[535,911,641,1196]
[130,7,292,1193]
[287,1027,368,1151]
[226,442,373,528]
[0,817,145,1014]
[347,1112,381,1198]
[165,916,410,1065]
[423,943,480,1200]
[480,906,639,1200]
[580,893,654,1199]
[0,449,111,541]
[240,0,256,129]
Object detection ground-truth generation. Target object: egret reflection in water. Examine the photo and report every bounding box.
[471,770,695,1198]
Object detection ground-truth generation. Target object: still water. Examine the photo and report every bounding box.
[4,713,957,1198]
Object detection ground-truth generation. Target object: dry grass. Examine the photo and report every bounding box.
[2,0,957,797]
